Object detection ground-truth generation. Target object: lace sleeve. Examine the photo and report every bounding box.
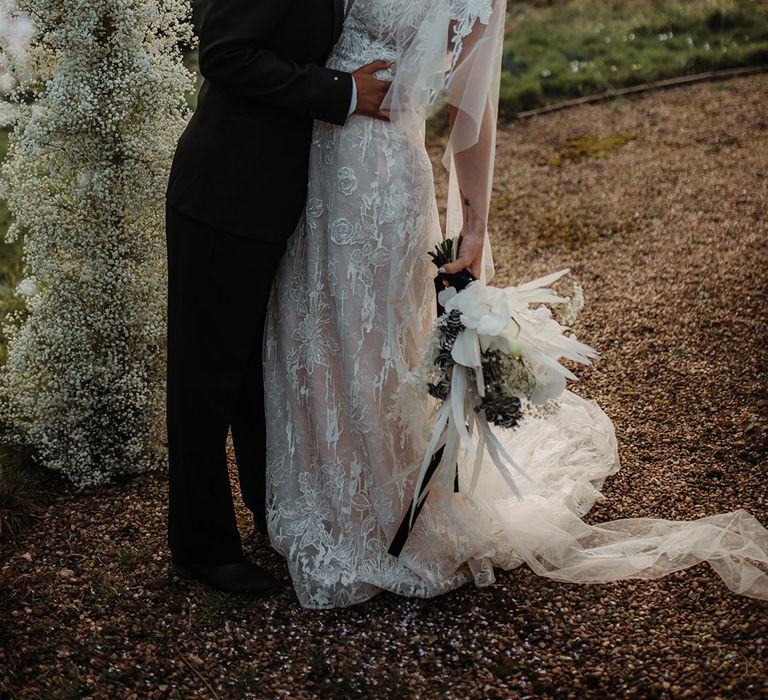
[451,0,494,24]
[449,0,494,68]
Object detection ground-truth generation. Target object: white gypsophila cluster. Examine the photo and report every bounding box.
[557,282,585,328]
[0,0,195,486]
[0,0,34,125]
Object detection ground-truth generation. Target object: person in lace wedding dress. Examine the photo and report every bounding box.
[263,0,768,609]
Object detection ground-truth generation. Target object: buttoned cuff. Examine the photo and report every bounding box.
[309,69,355,126]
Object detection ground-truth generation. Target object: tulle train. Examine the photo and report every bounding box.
[441,391,768,601]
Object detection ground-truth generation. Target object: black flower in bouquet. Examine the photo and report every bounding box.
[476,395,523,429]
[428,309,463,401]
[429,238,476,314]
[473,348,537,430]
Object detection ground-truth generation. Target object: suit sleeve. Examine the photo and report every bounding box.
[199,0,354,125]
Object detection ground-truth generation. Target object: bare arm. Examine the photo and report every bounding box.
[439,15,498,279]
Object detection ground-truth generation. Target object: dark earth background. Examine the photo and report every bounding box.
[1,1,767,698]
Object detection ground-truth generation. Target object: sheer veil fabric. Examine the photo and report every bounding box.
[382,0,506,282]
[263,0,768,608]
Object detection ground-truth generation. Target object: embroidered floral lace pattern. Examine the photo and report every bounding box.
[265,0,502,608]
[264,0,768,609]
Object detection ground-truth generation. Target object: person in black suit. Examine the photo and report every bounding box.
[165,0,390,595]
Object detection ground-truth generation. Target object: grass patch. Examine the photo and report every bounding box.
[0,128,24,368]
[500,0,768,115]
[548,132,639,165]
[91,569,131,602]
[115,545,152,571]
[537,211,620,250]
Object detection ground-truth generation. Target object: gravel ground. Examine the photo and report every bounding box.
[1,74,767,699]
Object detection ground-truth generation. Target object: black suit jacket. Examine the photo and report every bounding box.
[166,0,353,242]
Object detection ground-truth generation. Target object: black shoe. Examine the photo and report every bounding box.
[171,559,282,597]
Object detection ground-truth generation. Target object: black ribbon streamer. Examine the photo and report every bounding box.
[388,266,475,558]
[388,446,454,558]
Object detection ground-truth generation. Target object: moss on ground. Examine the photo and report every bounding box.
[548,132,639,165]
[537,211,621,250]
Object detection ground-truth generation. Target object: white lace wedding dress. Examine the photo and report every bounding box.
[263,0,768,609]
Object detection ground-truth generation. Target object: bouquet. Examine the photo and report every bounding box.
[389,238,597,556]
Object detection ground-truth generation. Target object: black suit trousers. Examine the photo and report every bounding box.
[166,206,286,565]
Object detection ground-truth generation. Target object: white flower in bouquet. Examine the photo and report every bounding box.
[0,0,35,125]
[436,269,597,406]
[440,282,521,356]
[558,281,585,328]
[0,2,35,84]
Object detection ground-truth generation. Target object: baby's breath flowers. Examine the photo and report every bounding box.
[0,0,195,486]
[15,276,36,296]
[0,1,34,110]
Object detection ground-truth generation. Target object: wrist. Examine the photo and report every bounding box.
[462,207,484,235]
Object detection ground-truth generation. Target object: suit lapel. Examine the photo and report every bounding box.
[331,0,344,42]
